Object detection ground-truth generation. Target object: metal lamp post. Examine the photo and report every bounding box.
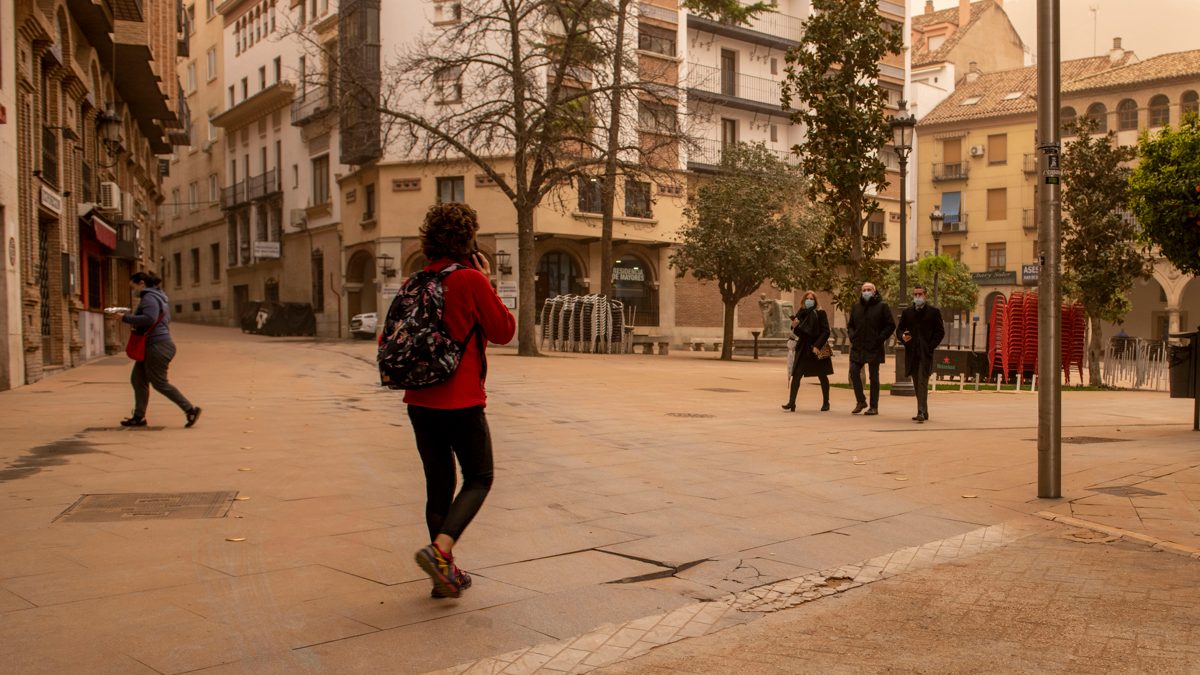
[889,103,917,397]
[930,205,944,306]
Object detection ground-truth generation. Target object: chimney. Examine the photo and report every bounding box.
[959,0,971,26]
[925,0,934,15]
[966,61,982,82]
[1109,37,1124,64]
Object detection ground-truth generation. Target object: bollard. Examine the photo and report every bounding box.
[751,331,761,360]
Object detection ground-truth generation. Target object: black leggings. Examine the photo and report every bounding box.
[787,371,830,406]
[407,405,494,542]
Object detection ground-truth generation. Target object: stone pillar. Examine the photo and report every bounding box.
[1167,306,1182,340]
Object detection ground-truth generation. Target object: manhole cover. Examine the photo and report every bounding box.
[1088,485,1166,498]
[1065,529,1119,544]
[82,426,166,432]
[1062,437,1126,444]
[667,412,715,418]
[55,491,239,522]
[697,388,747,393]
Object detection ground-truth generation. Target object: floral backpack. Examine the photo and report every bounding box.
[377,264,482,390]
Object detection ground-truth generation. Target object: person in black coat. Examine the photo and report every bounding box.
[897,285,945,423]
[847,282,895,415]
[783,291,834,412]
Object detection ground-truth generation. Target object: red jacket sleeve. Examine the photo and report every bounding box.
[464,270,516,345]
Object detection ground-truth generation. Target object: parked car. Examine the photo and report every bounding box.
[350,312,378,340]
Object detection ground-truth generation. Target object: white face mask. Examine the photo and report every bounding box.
[804,299,816,309]
[913,296,926,307]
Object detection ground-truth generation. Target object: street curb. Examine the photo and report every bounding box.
[430,520,1046,675]
[1035,511,1200,561]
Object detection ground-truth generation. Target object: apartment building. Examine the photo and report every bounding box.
[6,0,184,388]
[915,42,1200,340]
[161,0,230,328]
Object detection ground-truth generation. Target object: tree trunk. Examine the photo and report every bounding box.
[599,0,631,302]
[720,297,737,361]
[1087,315,1103,387]
[516,204,540,356]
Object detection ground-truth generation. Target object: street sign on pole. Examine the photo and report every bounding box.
[1036,0,1063,499]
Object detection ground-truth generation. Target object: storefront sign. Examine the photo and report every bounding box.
[382,284,402,296]
[1021,264,1040,285]
[40,186,62,214]
[253,241,281,258]
[497,281,518,296]
[612,267,645,282]
[971,270,1017,286]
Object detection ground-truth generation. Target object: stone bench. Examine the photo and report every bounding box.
[689,338,722,352]
[631,335,670,355]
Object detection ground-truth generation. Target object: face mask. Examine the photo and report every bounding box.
[913,297,926,307]
[804,299,816,309]
[862,291,874,302]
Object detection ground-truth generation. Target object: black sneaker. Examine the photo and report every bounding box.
[864,408,879,416]
[120,416,147,427]
[185,407,202,428]
[851,404,867,414]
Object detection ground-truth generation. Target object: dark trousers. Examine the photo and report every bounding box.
[849,360,881,408]
[787,372,830,407]
[407,405,494,542]
[913,359,932,417]
[131,340,193,417]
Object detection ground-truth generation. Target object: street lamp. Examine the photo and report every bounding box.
[930,204,944,306]
[96,105,123,168]
[889,101,917,398]
[495,250,512,276]
[378,253,397,278]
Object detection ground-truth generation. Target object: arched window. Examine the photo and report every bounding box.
[1148,94,1170,127]
[536,251,582,310]
[1085,103,1107,132]
[1182,90,1199,117]
[1116,99,1138,131]
[1060,107,1077,135]
[612,255,658,326]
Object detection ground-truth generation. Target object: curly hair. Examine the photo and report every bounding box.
[420,202,479,260]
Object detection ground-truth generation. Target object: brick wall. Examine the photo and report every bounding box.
[674,274,725,327]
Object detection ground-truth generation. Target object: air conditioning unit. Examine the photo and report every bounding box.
[290,208,307,227]
[969,145,985,157]
[98,181,121,212]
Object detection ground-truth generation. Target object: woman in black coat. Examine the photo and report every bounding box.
[783,291,834,412]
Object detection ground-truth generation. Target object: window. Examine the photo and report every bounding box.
[191,248,201,284]
[206,47,217,81]
[311,251,325,311]
[1148,94,1170,127]
[577,177,603,213]
[206,0,215,18]
[625,180,652,218]
[987,133,1007,164]
[1183,91,1199,116]
[363,183,376,220]
[941,191,961,227]
[186,5,195,35]
[986,188,1007,221]
[986,243,1007,271]
[211,243,221,280]
[228,85,235,107]
[638,26,676,56]
[867,211,885,240]
[241,77,248,99]
[434,0,462,23]
[1060,106,1077,135]
[1117,99,1138,130]
[311,154,330,204]
[437,176,465,203]
[172,188,181,217]
[721,118,737,147]
[298,56,307,98]
[434,66,463,104]
[208,174,218,202]
[1085,102,1107,132]
[186,62,197,93]
[770,124,778,143]
[207,110,217,141]
[720,49,736,96]
[259,66,266,90]
[638,101,676,134]
[273,57,281,84]
[189,182,199,210]
[942,244,961,261]
[173,252,183,287]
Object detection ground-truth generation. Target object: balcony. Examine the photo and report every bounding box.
[211,81,297,131]
[113,221,140,260]
[941,213,969,234]
[1023,153,1037,175]
[932,162,969,182]
[246,169,281,201]
[639,2,677,24]
[291,88,333,126]
[687,64,792,117]
[1022,208,1037,231]
[686,10,804,51]
[221,181,247,210]
[688,138,798,172]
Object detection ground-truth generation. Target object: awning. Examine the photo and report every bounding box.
[85,214,118,250]
[941,191,962,223]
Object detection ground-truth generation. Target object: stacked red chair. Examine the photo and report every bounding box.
[1020,291,1039,381]
[987,295,1008,382]
[1002,291,1026,384]
[1061,303,1087,384]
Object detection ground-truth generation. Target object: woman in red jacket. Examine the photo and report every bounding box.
[409,203,516,599]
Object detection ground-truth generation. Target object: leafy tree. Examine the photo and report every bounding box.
[1129,113,1200,276]
[881,254,979,317]
[670,143,821,360]
[681,0,774,24]
[780,0,902,312]
[1062,118,1153,386]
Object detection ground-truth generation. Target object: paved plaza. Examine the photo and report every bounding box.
[1,324,1198,674]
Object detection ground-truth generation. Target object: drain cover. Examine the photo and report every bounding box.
[1088,485,1166,498]
[1065,529,1119,544]
[697,388,747,393]
[1062,437,1126,444]
[82,426,166,432]
[56,491,239,522]
[667,412,715,418]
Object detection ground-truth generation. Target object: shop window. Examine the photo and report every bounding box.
[312,250,325,311]
[612,256,658,326]
[536,251,581,310]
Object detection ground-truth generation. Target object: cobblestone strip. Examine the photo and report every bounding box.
[428,521,1042,675]
[1036,510,1200,560]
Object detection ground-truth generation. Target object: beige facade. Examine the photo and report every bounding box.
[161,0,230,328]
[1,0,21,389]
[917,45,1200,341]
